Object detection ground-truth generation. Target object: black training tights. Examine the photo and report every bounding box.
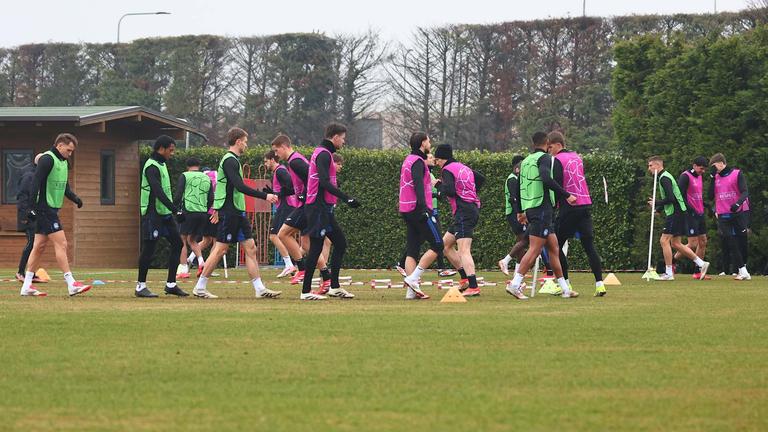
[138,236,182,284]
[559,235,603,282]
[18,227,35,275]
[302,228,347,294]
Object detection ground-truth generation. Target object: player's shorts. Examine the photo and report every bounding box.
[662,212,688,237]
[447,206,479,240]
[525,207,554,239]
[180,212,208,236]
[303,203,338,239]
[555,207,595,240]
[402,211,444,258]
[685,212,707,237]
[35,207,63,235]
[141,214,180,241]
[283,205,309,235]
[506,213,526,236]
[204,218,218,237]
[217,211,252,244]
[270,205,295,235]
[717,211,749,237]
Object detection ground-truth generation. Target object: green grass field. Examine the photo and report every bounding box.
[0,267,766,431]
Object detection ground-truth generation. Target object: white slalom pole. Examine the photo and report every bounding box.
[223,254,229,279]
[642,170,660,281]
[602,176,609,204]
[530,255,541,297]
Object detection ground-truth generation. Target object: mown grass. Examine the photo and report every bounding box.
[0,268,765,431]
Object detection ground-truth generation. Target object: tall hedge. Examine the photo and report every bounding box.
[613,26,768,273]
[141,146,640,270]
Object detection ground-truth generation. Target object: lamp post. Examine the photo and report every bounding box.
[117,12,171,44]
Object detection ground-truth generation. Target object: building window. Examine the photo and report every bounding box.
[2,150,34,204]
[100,150,115,205]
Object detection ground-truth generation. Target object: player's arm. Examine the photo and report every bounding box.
[551,158,567,202]
[655,176,676,211]
[507,176,522,214]
[275,168,295,197]
[222,157,270,200]
[538,154,572,201]
[206,180,214,210]
[173,173,186,209]
[473,170,486,190]
[30,154,53,209]
[732,170,749,212]
[677,172,691,212]
[64,182,82,207]
[411,159,427,213]
[439,170,456,197]
[289,158,309,184]
[146,165,178,213]
[315,152,349,201]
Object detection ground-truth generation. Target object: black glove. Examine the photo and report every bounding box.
[346,198,361,208]
[26,209,37,222]
[655,203,664,213]
[709,166,717,177]
[175,211,186,224]
[730,203,741,213]
[262,186,273,193]
[74,197,83,208]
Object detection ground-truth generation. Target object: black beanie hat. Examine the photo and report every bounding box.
[434,144,453,160]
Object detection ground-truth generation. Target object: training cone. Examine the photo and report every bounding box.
[537,279,562,295]
[641,269,661,281]
[36,268,51,282]
[603,273,622,285]
[440,287,467,303]
[92,280,106,285]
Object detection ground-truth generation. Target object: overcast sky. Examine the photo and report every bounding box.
[1,0,749,46]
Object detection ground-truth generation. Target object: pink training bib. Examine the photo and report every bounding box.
[554,151,592,206]
[442,161,480,215]
[306,146,337,205]
[399,154,432,213]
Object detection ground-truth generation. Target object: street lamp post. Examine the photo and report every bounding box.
[117,12,171,44]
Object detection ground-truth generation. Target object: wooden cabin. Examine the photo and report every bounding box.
[0,106,204,269]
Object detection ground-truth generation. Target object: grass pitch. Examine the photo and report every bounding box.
[0,268,766,431]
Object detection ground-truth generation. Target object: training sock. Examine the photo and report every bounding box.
[21,271,35,291]
[511,272,524,289]
[252,277,265,294]
[136,282,147,292]
[693,257,705,267]
[166,282,177,288]
[284,256,294,268]
[596,280,605,288]
[408,266,426,282]
[195,276,209,291]
[514,263,521,274]
[197,256,205,266]
[320,267,331,281]
[458,268,468,279]
[296,258,305,272]
[557,277,571,295]
[188,252,196,264]
[739,266,748,275]
[468,275,478,289]
[64,272,76,288]
[501,255,512,266]
[665,265,673,276]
